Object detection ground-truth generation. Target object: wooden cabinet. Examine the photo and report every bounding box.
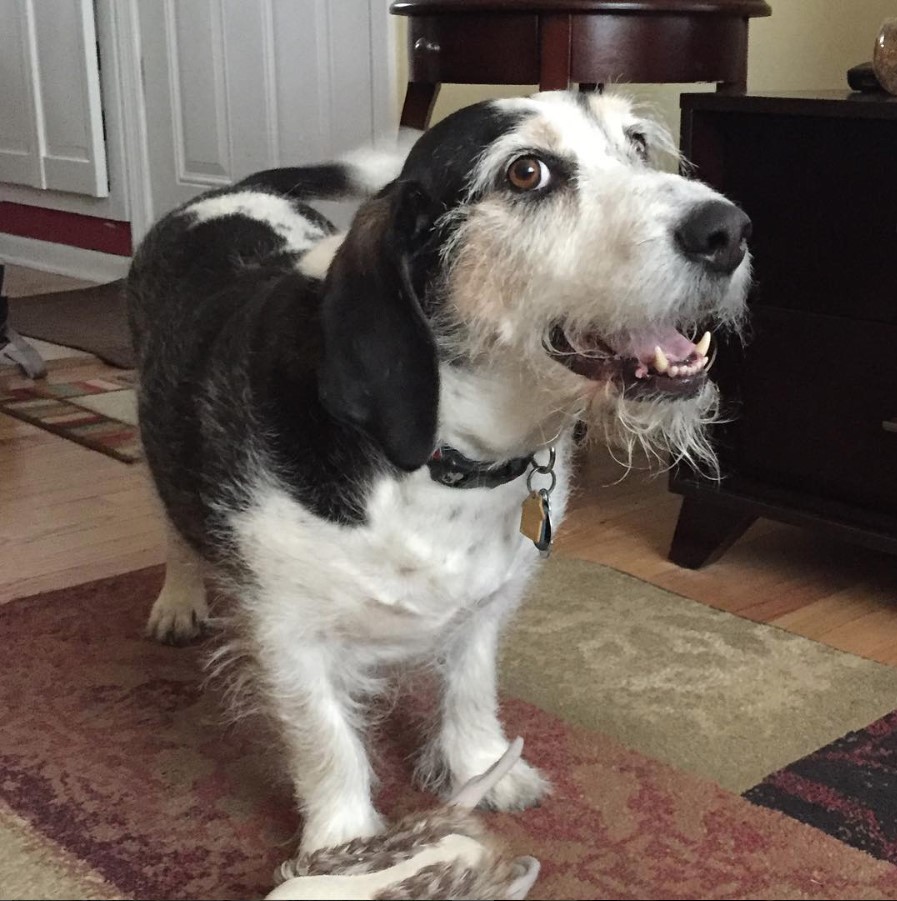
[668,91,897,568]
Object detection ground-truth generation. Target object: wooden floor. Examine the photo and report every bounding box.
[3,265,896,666]
[562,450,897,665]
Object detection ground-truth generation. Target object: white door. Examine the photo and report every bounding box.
[136,0,394,222]
[0,0,109,196]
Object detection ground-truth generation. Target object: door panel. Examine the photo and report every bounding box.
[32,0,109,196]
[0,0,41,186]
[0,0,108,196]
[138,0,392,220]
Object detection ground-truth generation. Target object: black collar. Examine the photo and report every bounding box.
[427,445,533,490]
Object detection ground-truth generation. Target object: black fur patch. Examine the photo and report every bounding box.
[399,102,527,311]
[402,102,526,207]
[237,164,357,201]
[128,197,381,553]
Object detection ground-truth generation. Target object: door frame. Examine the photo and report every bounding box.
[112,0,398,246]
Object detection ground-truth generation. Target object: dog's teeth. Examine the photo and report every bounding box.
[653,346,670,374]
[669,365,680,377]
[695,331,712,357]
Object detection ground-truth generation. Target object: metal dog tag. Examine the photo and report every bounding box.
[520,489,553,557]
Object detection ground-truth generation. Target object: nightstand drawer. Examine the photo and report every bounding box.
[720,307,897,514]
[692,110,897,325]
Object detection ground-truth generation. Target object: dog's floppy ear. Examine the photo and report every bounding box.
[318,180,440,471]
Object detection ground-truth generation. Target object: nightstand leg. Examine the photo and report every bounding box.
[669,497,756,569]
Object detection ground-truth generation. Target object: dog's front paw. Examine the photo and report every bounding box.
[145,589,208,645]
[419,739,551,811]
[296,808,386,859]
[477,757,550,811]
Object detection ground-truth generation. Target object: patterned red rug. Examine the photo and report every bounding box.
[3,568,897,900]
[746,710,897,865]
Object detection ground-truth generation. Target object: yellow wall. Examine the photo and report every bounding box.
[394,2,895,135]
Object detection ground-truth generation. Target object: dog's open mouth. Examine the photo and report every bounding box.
[547,324,712,399]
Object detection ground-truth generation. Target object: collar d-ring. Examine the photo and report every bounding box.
[526,447,557,495]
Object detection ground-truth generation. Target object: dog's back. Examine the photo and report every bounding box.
[127,153,409,555]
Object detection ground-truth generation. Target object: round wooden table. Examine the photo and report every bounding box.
[391,0,772,128]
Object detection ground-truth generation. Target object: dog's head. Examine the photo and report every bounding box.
[319,91,751,473]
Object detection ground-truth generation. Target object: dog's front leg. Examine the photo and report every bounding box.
[259,637,384,854]
[146,521,209,644]
[420,584,550,810]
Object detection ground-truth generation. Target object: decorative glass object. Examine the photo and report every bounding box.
[873,18,897,96]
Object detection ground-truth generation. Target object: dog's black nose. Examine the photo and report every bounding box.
[675,201,752,274]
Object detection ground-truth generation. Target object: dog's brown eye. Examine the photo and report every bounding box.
[507,156,550,192]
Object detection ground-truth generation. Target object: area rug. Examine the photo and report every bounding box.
[0,377,140,463]
[0,803,119,901]
[502,557,897,792]
[8,280,134,369]
[746,710,897,865]
[3,561,897,899]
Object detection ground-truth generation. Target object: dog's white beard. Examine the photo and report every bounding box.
[591,379,722,478]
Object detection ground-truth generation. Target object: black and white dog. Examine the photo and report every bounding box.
[127,90,751,854]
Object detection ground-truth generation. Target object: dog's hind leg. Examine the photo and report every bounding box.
[420,582,550,811]
[146,522,209,644]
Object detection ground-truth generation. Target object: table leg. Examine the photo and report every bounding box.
[400,82,441,130]
[716,78,747,94]
[539,14,572,91]
[716,28,748,93]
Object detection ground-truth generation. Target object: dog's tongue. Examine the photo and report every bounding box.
[608,327,698,367]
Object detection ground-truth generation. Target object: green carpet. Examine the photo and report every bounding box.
[504,557,897,792]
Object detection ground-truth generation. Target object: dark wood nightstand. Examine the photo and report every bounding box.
[668,91,897,568]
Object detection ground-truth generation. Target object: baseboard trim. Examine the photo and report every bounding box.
[0,234,131,283]
[0,203,132,256]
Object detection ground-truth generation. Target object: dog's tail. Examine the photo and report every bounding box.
[235,129,422,203]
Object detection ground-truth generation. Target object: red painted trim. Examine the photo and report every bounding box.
[0,202,131,256]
